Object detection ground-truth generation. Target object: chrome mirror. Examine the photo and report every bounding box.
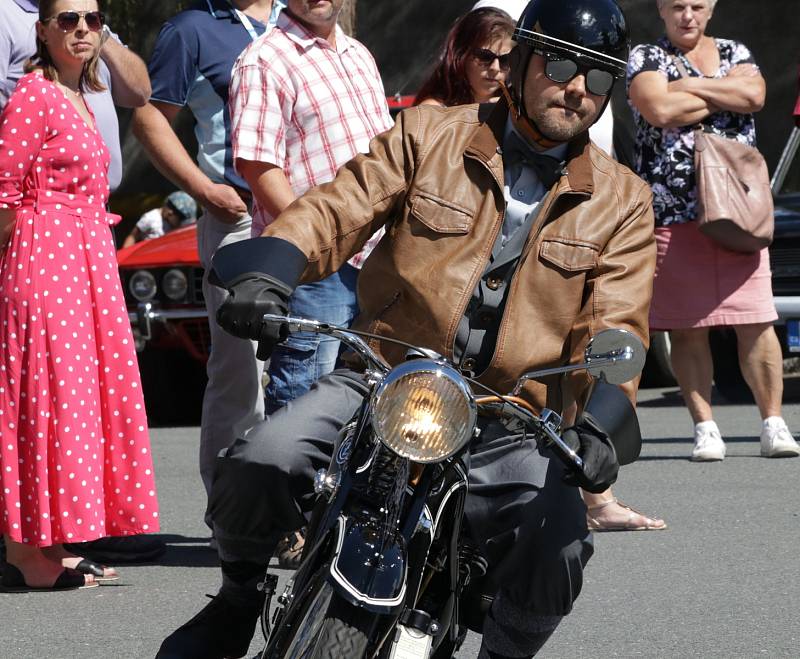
[584,329,646,385]
[512,328,646,395]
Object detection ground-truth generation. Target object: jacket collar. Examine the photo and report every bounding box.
[206,0,283,23]
[12,0,38,12]
[465,96,594,196]
[206,0,235,19]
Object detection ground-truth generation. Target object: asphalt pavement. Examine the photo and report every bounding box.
[2,380,800,659]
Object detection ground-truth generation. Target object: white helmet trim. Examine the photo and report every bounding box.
[513,27,627,74]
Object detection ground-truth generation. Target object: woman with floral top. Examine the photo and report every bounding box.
[627,0,799,461]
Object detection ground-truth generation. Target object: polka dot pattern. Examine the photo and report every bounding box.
[0,72,159,546]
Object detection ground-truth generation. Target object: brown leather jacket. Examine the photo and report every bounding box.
[263,98,655,412]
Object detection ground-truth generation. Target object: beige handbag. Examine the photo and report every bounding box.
[673,56,774,253]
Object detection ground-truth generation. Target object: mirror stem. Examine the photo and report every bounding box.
[512,350,632,396]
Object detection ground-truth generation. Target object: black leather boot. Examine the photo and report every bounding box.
[155,590,264,659]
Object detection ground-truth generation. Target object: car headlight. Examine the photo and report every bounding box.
[371,360,476,463]
[162,269,188,301]
[129,270,157,302]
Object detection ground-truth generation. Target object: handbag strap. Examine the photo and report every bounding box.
[670,54,691,79]
[667,51,712,134]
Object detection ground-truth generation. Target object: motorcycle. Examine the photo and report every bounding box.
[255,314,645,659]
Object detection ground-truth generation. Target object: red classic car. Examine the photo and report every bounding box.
[118,225,209,362]
[117,225,209,425]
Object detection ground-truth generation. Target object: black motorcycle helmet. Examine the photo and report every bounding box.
[505,0,630,141]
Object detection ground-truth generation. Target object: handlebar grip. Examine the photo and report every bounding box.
[256,332,272,361]
[255,319,289,361]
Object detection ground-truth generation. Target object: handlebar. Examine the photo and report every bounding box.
[262,313,391,374]
[263,313,585,470]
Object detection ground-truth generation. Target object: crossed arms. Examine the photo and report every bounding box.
[629,63,765,129]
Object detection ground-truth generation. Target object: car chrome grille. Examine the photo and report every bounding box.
[192,268,205,305]
[770,243,800,295]
[178,318,211,362]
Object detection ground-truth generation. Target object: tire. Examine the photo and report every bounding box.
[709,328,753,403]
[641,331,677,387]
[267,567,371,659]
[312,605,370,659]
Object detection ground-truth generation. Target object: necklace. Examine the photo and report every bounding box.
[64,85,82,97]
[55,79,82,97]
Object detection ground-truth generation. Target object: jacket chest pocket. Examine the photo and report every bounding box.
[539,238,599,273]
[409,192,474,235]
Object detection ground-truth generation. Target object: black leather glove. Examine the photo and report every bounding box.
[560,416,619,493]
[216,273,292,360]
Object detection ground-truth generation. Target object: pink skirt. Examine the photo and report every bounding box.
[650,221,777,330]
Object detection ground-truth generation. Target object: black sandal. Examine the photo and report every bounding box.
[0,563,98,592]
[73,559,120,582]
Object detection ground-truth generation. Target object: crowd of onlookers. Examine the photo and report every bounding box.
[0,0,797,605]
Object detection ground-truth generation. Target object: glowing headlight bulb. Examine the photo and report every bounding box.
[401,411,442,442]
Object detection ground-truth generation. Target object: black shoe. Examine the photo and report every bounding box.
[156,592,262,659]
[64,534,166,564]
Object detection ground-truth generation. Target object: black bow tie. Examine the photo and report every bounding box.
[503,131,565,189]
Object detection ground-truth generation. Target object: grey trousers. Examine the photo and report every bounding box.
[207,370,593,616]
[196,209,265,509]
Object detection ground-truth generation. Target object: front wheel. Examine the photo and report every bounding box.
[265,567,371,659]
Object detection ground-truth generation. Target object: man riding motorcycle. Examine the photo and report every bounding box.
[157,1,655,657]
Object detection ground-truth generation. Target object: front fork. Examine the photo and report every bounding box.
[262,416,468,657]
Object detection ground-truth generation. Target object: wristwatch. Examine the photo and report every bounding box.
[101,24,112,44]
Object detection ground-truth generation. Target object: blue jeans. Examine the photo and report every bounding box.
[265,264,359,414]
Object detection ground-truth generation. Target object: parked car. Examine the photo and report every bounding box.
[707,134,800,402]
[117,225,209,425]
[642,125,800,399]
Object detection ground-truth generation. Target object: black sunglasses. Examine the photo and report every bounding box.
[472,47,511,70]
[537,51,616,96]
[45,10,106,32]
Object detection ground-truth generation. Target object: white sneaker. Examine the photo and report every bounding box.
[691,421,726,461]
[760,417,800,458]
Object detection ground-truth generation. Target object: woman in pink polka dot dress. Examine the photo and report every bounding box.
[0,0,158,592]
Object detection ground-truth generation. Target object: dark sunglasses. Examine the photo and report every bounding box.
[45,10,106,32]
[472,47,511,70]
[537,51,616,96]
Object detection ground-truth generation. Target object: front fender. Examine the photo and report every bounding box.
[328,515,407,614]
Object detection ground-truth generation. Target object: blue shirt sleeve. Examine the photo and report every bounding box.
[148,21,197,107]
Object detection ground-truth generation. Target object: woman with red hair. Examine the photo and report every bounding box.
[415,7,515,107]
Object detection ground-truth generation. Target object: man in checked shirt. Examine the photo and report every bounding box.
[229,0,393,423]
[224,0,393,574]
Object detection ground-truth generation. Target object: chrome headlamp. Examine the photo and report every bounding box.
[371,360,476,463]
[129,270,157,302]
[162,268,189,301]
